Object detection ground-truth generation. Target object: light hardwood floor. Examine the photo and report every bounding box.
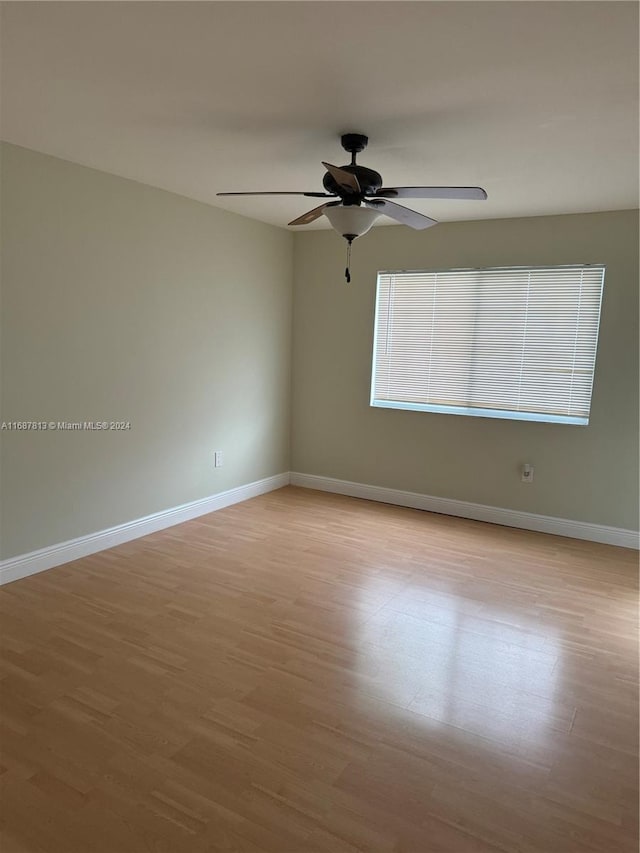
[1,486,638,853]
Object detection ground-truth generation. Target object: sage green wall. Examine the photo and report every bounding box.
[2,146,637,561]
[291,210,639,530]
[1,143,293,559]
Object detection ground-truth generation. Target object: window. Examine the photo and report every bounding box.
[371,264,605,425]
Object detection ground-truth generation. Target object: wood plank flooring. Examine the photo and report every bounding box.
[0,486,638,852]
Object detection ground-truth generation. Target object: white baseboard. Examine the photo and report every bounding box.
[2,469,636,586]
[290,472,639,550]
[0,473,289,586]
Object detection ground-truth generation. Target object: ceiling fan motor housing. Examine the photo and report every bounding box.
[322,164,383,200]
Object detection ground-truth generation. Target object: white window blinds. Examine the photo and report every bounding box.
[371,265,605,425]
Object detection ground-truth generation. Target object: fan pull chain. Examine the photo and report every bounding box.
[345,239,352,284]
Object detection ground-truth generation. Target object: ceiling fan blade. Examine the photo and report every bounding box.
[288,203,333,227]
[373,186,487,201]
[217,191,335,197]
[322,162,361,194]
[365,199,438,230]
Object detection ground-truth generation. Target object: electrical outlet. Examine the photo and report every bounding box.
[214,451,224,468]
[521,463,534,483]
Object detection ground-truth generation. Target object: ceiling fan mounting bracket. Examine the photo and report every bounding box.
[341,133,368,156]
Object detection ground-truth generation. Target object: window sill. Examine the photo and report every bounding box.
[370,399,588,425]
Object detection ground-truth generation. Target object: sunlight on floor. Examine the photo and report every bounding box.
[356,576,561,746]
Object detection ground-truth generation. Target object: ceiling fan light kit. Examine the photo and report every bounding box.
[323,205,381,239]
[217,133,487,284]
[323,204,381,283]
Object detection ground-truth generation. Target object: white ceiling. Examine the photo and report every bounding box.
[1,2,638,230]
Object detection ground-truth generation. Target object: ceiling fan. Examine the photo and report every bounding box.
[217,133,487,282]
